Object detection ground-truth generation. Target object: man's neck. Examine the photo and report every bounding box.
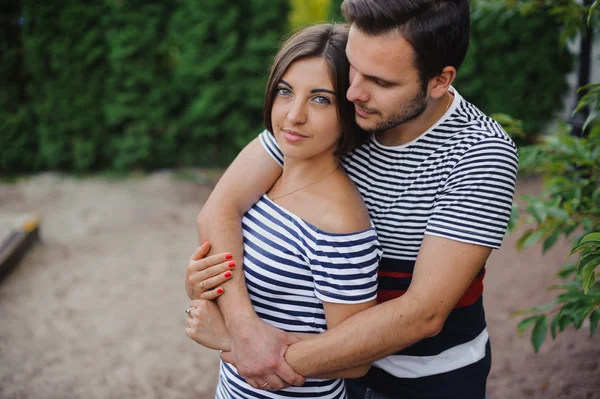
[376,92,453,147]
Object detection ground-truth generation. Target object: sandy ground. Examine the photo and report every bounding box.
[0,172,598,399]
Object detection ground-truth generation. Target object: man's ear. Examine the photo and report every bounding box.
[429,66,456,99]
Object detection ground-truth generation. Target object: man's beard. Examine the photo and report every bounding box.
[356,85,428,133]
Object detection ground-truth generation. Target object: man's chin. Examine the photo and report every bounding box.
[356,116,378,133]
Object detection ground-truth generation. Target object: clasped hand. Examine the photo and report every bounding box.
[185,244,306,390]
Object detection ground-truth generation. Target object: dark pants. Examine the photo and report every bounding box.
[346,379,490,399]
[346,379,395,399]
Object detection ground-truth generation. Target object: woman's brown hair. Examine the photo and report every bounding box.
[263,23,367,156]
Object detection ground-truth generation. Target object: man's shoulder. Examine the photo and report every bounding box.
[450,97,517,152]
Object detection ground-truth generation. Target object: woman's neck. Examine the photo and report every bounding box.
[273,153,340,197]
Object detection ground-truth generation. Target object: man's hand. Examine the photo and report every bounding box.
[222,319,306,390]
[185,242,235,300]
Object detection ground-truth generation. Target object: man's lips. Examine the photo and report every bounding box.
[355,105,374,118]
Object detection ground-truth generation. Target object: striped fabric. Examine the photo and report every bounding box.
[216,195,382,399]
[259,87,518,398]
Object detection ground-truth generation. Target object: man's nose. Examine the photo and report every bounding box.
[347,73,370,104]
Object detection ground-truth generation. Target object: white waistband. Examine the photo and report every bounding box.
[373,328,489,379]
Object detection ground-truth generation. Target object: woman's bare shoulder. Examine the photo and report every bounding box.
[313,176,372,234]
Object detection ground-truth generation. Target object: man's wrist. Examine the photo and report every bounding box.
[226,311,261,336]
[285,337,321,376]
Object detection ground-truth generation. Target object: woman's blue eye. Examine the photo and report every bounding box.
[314,96,331,104]
[277,88,291,96]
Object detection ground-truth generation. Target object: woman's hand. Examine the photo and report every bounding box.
[185,241,236,300]
[185,299,232,351]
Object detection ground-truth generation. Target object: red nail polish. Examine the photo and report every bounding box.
[217,288,224,294]
[225,254,233,260]
[228,261,236,268]
[224,271,232,278]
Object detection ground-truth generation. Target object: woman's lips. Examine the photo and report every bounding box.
[283,129,308,143]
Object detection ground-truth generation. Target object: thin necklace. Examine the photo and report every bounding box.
[444,92,453,113]
[271,164,340,201]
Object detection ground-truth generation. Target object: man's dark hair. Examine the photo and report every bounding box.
[341,0,470,84]
[264,23,367,156]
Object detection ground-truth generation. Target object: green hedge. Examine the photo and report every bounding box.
[0,1,571,174]
[1,0,288,174]
[456,2,572,143]
[0,1,36,173]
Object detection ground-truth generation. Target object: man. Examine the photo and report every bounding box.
[185,1,518,398]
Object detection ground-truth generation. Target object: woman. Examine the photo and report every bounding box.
[185,24,381,399]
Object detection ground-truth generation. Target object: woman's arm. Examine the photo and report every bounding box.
[187,136,305,389]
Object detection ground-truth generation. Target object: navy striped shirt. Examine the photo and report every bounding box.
[216,195,382,399]
[260,88,518,398]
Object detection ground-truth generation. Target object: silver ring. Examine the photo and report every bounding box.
[259,382,269,388]
[185,307,195,317]
[199,281,205,291]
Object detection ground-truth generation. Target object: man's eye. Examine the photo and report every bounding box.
[375,80,390,88]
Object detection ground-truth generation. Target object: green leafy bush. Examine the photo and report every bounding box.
[506,0,600,353]
[456,1,572,143]
[512,123,600,352]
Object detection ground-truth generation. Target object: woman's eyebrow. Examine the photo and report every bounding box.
[281,79,335,95]
[311,88,335,95]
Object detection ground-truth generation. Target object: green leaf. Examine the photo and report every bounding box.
[589,0,599,26]
[528,201,548,224]
[573,307,594,330]
[556,264,577,280]
[580,264,596,295]
[576,253,600,275]
[582,110,599,135]
[550,315,560,340]
[507,204,520,232]
[543,231,561,254]
[531,315,548,353]
[512,299,557,317]
[590,309,600,336]
[516,315,540,336]
[517,230,546,250]
[546,206,570,222]
[581,233,600,244]
[568,241,600,258]
[558,313,573,332]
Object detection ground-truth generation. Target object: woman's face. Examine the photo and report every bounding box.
[271,57,342,161]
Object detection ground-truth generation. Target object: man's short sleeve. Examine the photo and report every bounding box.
[425,135,518,249]
[309,228,381,304]
[259,130,284,167]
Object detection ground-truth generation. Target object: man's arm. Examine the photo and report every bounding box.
[283,235,492,376]
[192,137,305,388]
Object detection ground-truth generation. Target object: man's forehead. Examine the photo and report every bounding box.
[346,25,416,75]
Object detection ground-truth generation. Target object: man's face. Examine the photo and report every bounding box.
[345,25,428,133]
